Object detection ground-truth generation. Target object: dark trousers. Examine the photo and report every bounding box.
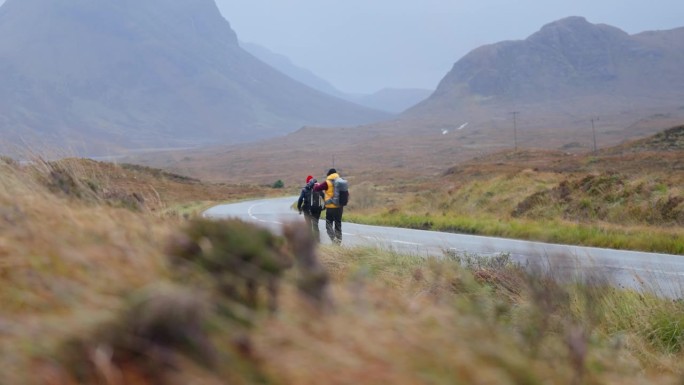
[325,207,343,244]
[304,208,322,242]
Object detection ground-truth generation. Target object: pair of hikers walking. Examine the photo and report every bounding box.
[297,168,348,244]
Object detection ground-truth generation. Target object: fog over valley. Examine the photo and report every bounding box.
[0,0,682,158]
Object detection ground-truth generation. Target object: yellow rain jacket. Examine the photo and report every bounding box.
[323,172,340,209]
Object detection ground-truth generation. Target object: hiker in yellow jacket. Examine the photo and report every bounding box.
[313,168,343,244]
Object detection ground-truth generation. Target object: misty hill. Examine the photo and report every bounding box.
[124,17,684,187]
[0,0,388,156]
[241,41,432,113]
[407,16,684,134]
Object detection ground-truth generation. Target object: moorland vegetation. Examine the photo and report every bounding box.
[346,125,684,255]
[1,126,684,384]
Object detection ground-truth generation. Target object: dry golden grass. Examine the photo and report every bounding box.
[0,157,276,384]
[2,149,684,384]
[0,159,174,384]
[342,129,684,253]
[249,246,684,385]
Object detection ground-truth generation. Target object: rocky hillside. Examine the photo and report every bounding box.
[406,17,684,138]
[416,17,684,104]
[0,0,388,156]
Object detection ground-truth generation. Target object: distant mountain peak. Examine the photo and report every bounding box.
[0,0,388,155]
[537,15,592,31]
[528,15,630,47]
[422,16,677,103]
[406,17,684,142]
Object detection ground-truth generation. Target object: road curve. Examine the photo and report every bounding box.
[203,196,684,298]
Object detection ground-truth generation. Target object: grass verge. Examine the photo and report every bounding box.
[345,212,684,254]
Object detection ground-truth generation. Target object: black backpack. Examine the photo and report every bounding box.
[309,188,324,210]
[305,180,324,211]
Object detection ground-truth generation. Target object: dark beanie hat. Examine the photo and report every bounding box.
[327,168,337,176]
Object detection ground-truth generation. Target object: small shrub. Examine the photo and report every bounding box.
[55,284,216,384]
[166,218,293,313]
[44,165,98,201]
[272,179,285,189]
[0,155,16,166]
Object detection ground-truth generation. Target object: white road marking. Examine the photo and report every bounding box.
[391,240,422,246]
[248,203,282,225]
[247,203,262,221]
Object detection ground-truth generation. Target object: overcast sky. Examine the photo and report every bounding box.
[215,0,684,94]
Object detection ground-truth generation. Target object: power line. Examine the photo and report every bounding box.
[510,111,520,151]
[590,117,599,154]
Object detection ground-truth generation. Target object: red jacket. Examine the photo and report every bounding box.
[313,172,341,209]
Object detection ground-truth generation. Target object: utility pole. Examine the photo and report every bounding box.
[590,117,599,154]
[332,154,335,168]
[511,111,520,151]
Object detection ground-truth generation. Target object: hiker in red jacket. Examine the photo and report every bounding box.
[297,175,324,242]
[314,168,343,244]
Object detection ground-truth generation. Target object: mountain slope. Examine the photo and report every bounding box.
[0,0,388,155]
[423,17,684,102]
[407,17,684,132]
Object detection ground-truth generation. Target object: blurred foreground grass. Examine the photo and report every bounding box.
[1,157,684,384]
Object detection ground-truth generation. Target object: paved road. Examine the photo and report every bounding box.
[204,196,684,298]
